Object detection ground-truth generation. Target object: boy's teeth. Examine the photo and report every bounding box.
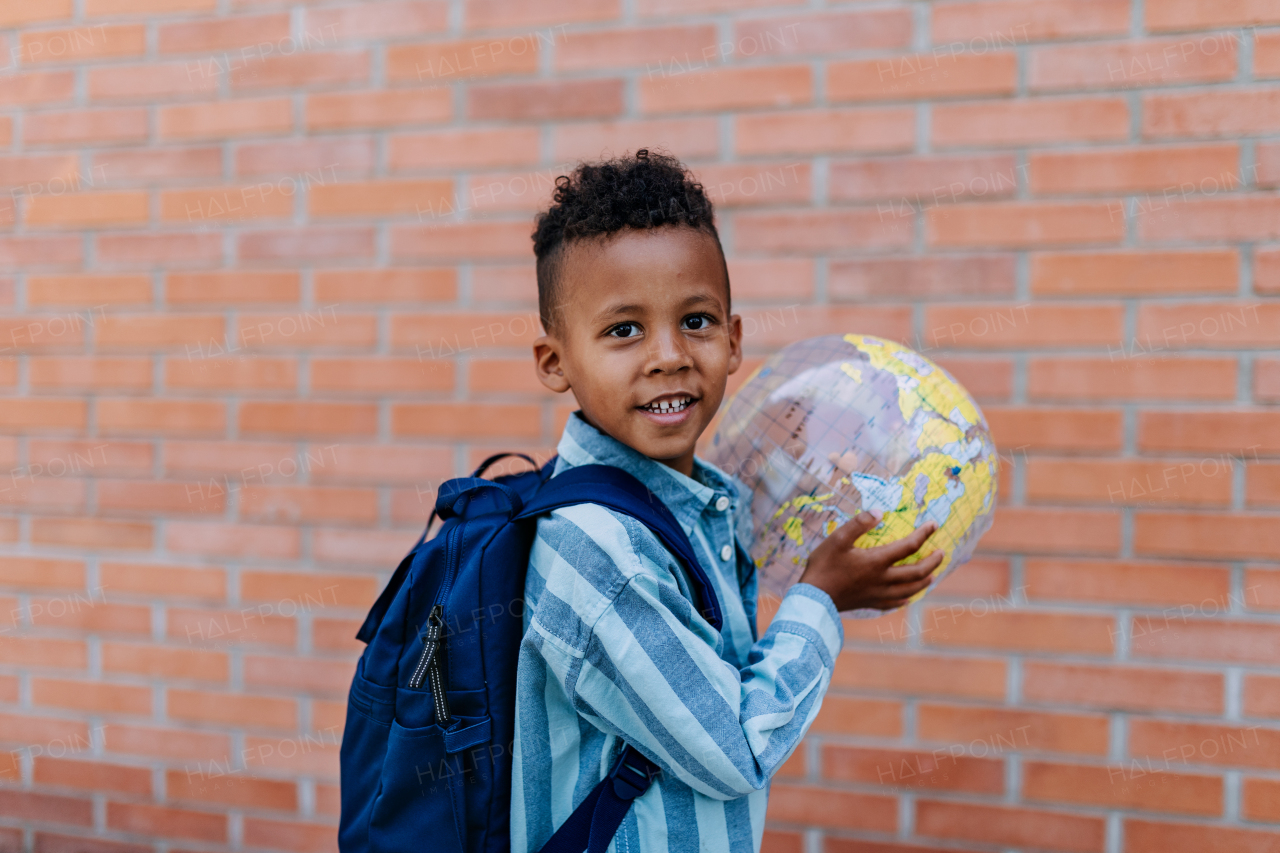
[645,397,690,413]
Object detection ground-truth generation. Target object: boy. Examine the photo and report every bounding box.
[514,150,943,853]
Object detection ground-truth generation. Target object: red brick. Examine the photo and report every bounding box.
[391,220,531,261]
[554,117,721,162]
[1023,662,1223,714]
[234,137,375,178]
[0,70,76,106]
[1257,30,1280,79]
[1243,777,1280,821]
[311,358,452,395]
[640,65,809,114]
[1246,566,1280,610]
[159,98,293,140]
[1147,1,1280,31]
[0,636,86,669]
[921,701,1090,753]
[923,303,1124,348]
[1129,612,1280,664]
[1248,463,1280,507]
[1138,302,1279,348]
[1030,38,1237,91]
[471,79,624,121]
[164,521,299,560]
[932,0,1129,42]
[93,146,221,181]
[831,651,1006,700]
[0,791,92,827]
[107,802,225,842]
[393,403,541,440]
[231,50,369,91]
[25,191,148,229]
[34,758,152,797]
[30,353,152,389]
[168,689,296,731]
[99,561,225,602]
[168,770,297,811]
[734,209,912,252]
[736,10,912,55]
[95,314,225,349]
[306,1,448,40]
[735,107,915,156]
[1031,250,1238,296]
[831,154,1020,204]
[313,269,455,304]
[830,52,1017,102]
[24,108,148,147]
[98,399,225,437]
[388,127,540,171]
[88,62,220,101]
[102,642,228,682]
[823,744,1003,794]
[392,33,551,79]
[1129,720,1280,771]
[466,0,618,29]
[1246,672,1280,719]
[158,14,289,54]
[1258,248,1280,294]
[550,24,716,71]
[767,785,896,833]
[808,694,903,738]
[240,402,376,438]
[0,0,73,27]
[27,273,151,305]
[309,179,453,218]
[934,98,1129,147]
[1028,357,1237,402]
[306,89,451,130]
[915,800,1104,852]
[95,232,222,268]
[926,202,1125,248]
[1139,411,1280,454]
[984,407,1123,452]
[1030,144,1239,194]
[101,724,228,762]
[32,518,152,551]
[1022,760,1222,816]
[1126,818,1280,852]
[166,358,297,392]
[724,258,815,303]
[0,556,83,591]
[25,598,151,635]
[243,655,354,696]
[1145,88,1280,138]
[1027,457,1234,506]
[238,228,375,263]
[167,606,294,648]
[242,818,339,853]
[22,24,146,64]
[982,507,1122,555]
[162,185,293,224]
[920,608,1116,655]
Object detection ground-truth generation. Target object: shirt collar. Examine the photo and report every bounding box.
[553,410,739,535]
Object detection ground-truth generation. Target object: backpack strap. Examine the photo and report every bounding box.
[537,744,659,853]
[514,463,723,632]
[518,463,724,853]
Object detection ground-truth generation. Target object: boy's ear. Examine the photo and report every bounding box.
[533,335,571,393]
[725,313,744,375]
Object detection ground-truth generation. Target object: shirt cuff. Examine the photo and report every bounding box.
[773,582,845,667]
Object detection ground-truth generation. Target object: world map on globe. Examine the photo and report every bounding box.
[707,333,999,617]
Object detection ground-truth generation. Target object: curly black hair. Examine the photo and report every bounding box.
[531,148,728,335]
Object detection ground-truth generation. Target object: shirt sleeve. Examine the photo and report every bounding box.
[526,503,845,801]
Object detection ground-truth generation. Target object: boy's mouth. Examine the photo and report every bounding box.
[637,393,699,425]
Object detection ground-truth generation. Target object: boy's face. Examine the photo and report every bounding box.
[533,226,743,478]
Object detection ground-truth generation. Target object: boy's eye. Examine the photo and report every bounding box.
[607,322,638,338]
[683,313,714,330]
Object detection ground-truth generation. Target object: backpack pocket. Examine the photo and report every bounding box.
[367,720,465,853]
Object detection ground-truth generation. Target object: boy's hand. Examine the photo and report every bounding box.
[798,511,944,612]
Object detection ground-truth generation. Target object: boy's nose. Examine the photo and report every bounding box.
[645,331,693,373]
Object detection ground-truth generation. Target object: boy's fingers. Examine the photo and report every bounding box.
[877,575,934,602]
[831,509,882,547]
[881,550,945,585]
[871,522,938,565]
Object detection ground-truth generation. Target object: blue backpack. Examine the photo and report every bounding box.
[339,452,724,853]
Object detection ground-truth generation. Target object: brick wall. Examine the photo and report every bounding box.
[0,0,1278,851]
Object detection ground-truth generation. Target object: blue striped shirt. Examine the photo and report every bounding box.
[511,411,844,853]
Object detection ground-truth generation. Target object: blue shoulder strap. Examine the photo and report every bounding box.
[516,463,724,853]
[515,463,723,631]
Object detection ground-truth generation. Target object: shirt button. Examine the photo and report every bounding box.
[720,544,733,562]
[715,496,730,512]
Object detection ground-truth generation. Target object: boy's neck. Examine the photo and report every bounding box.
[579,410,697,479]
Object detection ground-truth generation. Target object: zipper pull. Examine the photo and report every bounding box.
[408,605,452,724]
[408,605,443,689]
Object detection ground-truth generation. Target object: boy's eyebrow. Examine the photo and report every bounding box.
[594,293,721,321]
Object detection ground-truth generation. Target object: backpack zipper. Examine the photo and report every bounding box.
[406,521,462,724]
